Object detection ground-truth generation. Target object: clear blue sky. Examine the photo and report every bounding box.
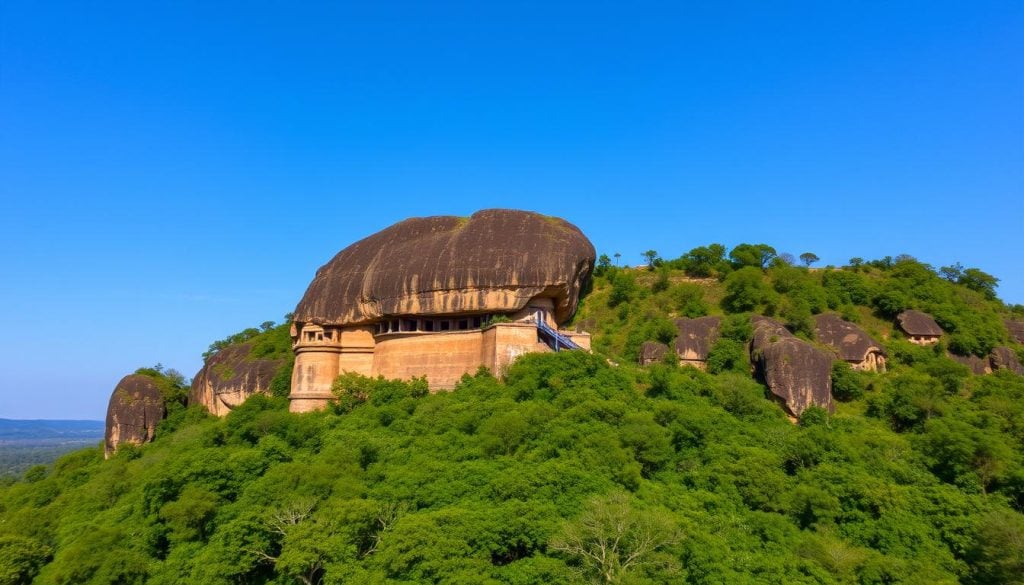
[1,1,1021,419]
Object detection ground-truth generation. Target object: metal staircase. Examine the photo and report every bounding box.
[535,317,582,351]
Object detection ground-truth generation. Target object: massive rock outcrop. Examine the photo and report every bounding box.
[190,343,286,416]
[293,209,595,326]
[674,316,721,368]
[751,316,834,416]
[104,374,166,458]
[813,313,886,372]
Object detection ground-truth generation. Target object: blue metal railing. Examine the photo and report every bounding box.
[535,317,582,351]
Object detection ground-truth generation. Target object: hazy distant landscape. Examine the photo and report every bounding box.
[0,419,103,477]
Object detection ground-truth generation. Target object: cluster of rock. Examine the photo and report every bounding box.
[103,374,166,458]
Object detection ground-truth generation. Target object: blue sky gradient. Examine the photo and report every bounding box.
[1,1,1021,418]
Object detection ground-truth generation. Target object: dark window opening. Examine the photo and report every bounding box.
[440,320,451,331]
[424,320,435,332]
[457,319,469,330]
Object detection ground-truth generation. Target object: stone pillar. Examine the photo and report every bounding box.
[289,324,375,413]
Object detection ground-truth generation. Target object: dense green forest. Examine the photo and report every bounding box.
[2,246,1023,584]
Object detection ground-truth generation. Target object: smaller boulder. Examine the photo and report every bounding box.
[1005,319,1024,345]
[638,341,670,366]
[674,316,721,368]
[990,347,1024,375]
[104,374,166,458]
[949,353,991,376]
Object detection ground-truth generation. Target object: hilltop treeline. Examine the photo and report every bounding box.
[581,244,1015,362]
[1,246,1023,584]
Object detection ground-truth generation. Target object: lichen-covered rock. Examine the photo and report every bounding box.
[751,316,834,416]
[638,341,670,366]
[990,346,1024,375]
[674,316,721,363]
[190,343,286,416]
[896,310,943,337]
[104,374,165,458]
[814,313,886,371]
[293,209,595,326]
[1005,319,1024,344]
[950,352,992,375]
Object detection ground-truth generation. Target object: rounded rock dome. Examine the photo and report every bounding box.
[293,209,596,326]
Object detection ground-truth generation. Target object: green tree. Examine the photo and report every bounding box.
[550,492,680,584]
[799,252,820,267]
[729,243,777,270]
[641,250,660,270]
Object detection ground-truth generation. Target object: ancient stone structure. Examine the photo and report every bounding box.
[289,209,595,412]
[190,343,286,416]
[990,347,1024,375]
[751,316,834,416]
[896,310,943,345]
[104,374,165,458]
[674,316,721,369]
[813,313,886,372]
[638,341,670,366]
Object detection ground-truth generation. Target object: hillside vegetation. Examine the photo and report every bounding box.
[1,246,1023,585]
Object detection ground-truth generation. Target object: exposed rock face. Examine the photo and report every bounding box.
[950,353,992,376]
[751,316,834,416]
[190,343,286,416]
[990,347,1024,375]
[104,374,165,458]
[674,316,721,367]
[814,313,886,372]
[896,310,943,344]
[294,209,596,327]
[1005,319,1024,344]
[638,341,670,366]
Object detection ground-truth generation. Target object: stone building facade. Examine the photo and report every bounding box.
[288,209,595,413]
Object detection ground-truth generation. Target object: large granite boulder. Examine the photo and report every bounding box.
[293,209,595,326]
[674,316,721,366]
[638,341,670,366]
[751,316,834,416]
[190,343,286,416]
[896,310,943,337]
[104,374,166,458]
[1005,319,1024,344]
[814,313,886,371]
[990,347,1024,375]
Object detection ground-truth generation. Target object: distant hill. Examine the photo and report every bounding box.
[0,419,103,477]
[0,419,104,442]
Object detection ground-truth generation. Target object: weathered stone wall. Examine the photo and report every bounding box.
[373,331,485,390]
[483,323,551,377]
